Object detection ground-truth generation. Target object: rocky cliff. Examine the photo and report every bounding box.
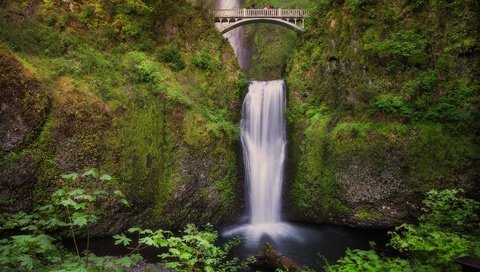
[0,0,245,233]
[285,0,480,227]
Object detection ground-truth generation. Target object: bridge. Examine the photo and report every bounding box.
[213,9,308,34]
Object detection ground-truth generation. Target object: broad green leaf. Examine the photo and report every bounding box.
[60,198,77,207]
[128,227,142,233]
[113,233,132,246]
[82,168,100,178]
[114,190,126,198]
[72,212,88,227]
[17,255,34,270]
[120,198,131,207]
[99,174,112,181]
[61,173,79,181]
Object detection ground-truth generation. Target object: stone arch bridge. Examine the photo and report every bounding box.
[212,9,308,34]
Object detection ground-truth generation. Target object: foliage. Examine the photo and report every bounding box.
[124,51,159,84]
[0,169,139,272]
[401,71,437,99]
[373,94,411,119]
[367,30,428,67]
[345,0,376,14]
[389,189,479,269]
[327,189,480,272]
[157,45,186,71]
[116,224,253,272]
[190,51,220,71]
[327,247,414,272]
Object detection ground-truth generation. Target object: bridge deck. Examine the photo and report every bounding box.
[212,9,308,20]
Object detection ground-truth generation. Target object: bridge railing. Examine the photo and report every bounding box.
[212,9,308,19]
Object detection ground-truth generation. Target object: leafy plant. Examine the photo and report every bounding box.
[389,189,479,270]
[0,169,138,271]
[327,189,480,272]
[373,94,411,118]
[326,246,414,272]
[157,45,186,71]
[116,224,253,272]
[367,30,428,67]
[124,51,159,84]
[190,51,220,72]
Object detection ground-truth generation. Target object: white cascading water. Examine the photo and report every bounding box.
[218,0,299,244]
[242,80,286,224]
[215,0,249,71]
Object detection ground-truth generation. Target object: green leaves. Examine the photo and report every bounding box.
[113,234,132,247]
[0,169,139,271]
[61,173,79,181]
[328,189,480,272]
[71,212,88,227]
[81,168,100,178]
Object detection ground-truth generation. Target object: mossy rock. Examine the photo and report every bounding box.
[0,46,48,151]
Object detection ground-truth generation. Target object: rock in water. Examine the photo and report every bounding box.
[254,243,303,272]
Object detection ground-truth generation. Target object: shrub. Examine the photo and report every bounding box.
[116,224,253,272]
[156,45,185,71]
[327,189,480,272]
[0,169,138,271]
[401,71,437,98]
[367,30,428,67]
[345,0,376,14]
[124,51,158,83]
[190,51,220,71]
[373,94,411,118]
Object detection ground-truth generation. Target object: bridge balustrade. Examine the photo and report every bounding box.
[212,9,308,19]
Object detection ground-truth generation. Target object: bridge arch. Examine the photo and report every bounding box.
[213,9,308,34]
[219,18,304,34]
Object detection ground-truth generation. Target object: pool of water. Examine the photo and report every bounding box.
[64,222,388,271]
[222,222,389,271]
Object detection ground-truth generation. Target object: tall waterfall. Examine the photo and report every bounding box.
[218,0,296,245]
[241,80,286,224]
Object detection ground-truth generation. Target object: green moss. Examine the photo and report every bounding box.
[355,210,384,221]
[407,124,480,191]
[104,97,174,218]
[289,113,351,218]
[0,0,245,229]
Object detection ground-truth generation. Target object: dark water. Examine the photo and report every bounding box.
[65,223,388,271]
[63,236,163,262]
[222,222,389,271]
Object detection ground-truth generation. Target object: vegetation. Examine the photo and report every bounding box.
[117,224,253,272]
[1,0,479,271]
[283,0,480,225]
[0,0,245,229]
[326,189,480,271]
[0,170,251,272]
[0,169,139,271]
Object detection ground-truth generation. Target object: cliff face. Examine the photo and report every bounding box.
[0,0,245,233]
[285,0,480,226]
[0,46,49,212]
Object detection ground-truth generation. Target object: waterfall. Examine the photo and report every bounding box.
[215,0,250,71]
[241,80,286,224]
[218,0,297,245]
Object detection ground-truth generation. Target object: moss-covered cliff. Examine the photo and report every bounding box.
[285,0,479,226]
[0,0,245,233]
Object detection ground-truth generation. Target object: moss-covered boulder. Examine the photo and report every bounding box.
[0,46,48,151]
[0,47,49,212]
